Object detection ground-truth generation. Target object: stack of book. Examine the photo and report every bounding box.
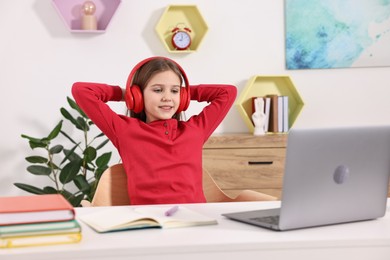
[0,194,82,248]
[252,95,289,133]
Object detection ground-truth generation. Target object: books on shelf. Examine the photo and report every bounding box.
[252,95,289,133]
[0,194,82,248]
[267,95,279,132]
[79,205,218,233]
[277,96,284,133]
[0,194,75,225]
[282,96,289,132]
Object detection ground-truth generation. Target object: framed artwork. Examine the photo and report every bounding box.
[285,0,390,69]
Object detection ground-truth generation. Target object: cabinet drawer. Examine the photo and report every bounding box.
[203,148,285,190]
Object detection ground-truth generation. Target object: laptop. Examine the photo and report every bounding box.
[222,126,390,231]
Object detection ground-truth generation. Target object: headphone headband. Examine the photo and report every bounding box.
[126,56,189,91]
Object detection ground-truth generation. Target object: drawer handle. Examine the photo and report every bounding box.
[248,161,273,165]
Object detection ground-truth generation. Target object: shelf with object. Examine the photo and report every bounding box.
[155,5,208,53]
[203,133,287,199]
[236,75,304,134]
[52,0,121,33]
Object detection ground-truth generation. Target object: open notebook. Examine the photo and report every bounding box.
[79,205,217,233]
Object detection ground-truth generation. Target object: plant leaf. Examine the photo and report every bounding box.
[25,156,48,164]
[21,134,41,143]
[59,190,84,207]
[85,162,96,172]
[61,107,84,131]
[60,130,77,145]
[27,165,52,175]
[62,146,82,164]
[96,139,110,150]
[67,96,88,118]
[76,116,89,131]
[83,146,97,163]
[69,194,85,207]
[47,161,60,170]
[96,152,112,168]
[29,140,49,149]
[59,160,81,184]
[21,134,48,149]
[13,183,45,194]
[60,189,73,200]
[60,107,77,124]
[47,120,63,140]
[73,175,91,193]
[94,132,105,139]
[42,186,59,194]
[49,144,63,154]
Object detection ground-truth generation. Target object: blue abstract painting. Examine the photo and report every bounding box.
[285,0,390,69]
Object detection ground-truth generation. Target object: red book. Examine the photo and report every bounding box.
[0,194,75,226]
[267,95,279,132]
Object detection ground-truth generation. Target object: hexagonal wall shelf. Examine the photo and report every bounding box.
[236,76,304,133]
[155,5,208,53]
[52,0,121,33]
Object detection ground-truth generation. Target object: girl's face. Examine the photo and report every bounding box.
[143,70,181,123]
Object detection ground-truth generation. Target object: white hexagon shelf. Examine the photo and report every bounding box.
[155,5,208,53]
[52,0,121,33]
[236,75,304,133]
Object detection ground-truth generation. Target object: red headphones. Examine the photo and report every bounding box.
[125,56,190,114]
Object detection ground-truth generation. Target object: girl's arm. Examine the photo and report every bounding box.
[188,84,237,141]
[71,82,125,148]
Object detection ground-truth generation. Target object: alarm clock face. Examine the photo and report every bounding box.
[172,31,191,50]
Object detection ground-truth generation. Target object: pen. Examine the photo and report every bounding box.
[165,205,179,216]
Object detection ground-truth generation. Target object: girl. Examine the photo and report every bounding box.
[72,56,236,205]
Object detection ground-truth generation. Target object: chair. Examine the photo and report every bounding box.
[81,163,276,207]
[81,164,130,207]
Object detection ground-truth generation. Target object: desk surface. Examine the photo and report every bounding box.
[2,200,390,260]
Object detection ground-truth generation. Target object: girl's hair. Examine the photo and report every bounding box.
[129,58,185,122]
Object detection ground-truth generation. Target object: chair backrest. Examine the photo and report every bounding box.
[86,163,231,206]
[202,168,233,202]
[90,164,130,206]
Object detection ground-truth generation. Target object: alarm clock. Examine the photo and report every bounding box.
[171,27,192,50]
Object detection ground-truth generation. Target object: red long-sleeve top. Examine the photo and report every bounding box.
[72,82,237,205]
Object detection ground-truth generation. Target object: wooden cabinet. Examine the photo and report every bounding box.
[203,133,390,198]
[203,133,287,199]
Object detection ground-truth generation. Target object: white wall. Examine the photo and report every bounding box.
[1,0,390,197]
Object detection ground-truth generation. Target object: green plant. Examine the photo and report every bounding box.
[15,97,112,207]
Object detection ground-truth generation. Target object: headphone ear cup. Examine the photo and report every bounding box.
[125,85,143,113]
[125,86,134,110]
[131,85,144,113]
[177,87,190,113]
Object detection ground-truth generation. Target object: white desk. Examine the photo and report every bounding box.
[2,200,390,260]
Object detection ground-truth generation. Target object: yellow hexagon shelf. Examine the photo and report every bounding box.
[155,5,208,53]
[236,76,304,133]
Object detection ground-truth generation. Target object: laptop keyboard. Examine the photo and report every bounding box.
[249,215,280,225]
